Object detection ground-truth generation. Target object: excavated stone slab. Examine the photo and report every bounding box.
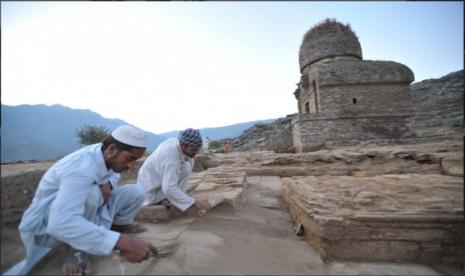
[136,205,170,223]
[198,142,462,179]
[187,170,247,210]
[282,174,464,264]
[133,170,248,222]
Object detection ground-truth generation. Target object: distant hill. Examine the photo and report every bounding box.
[159,119,276,141]
[1,104,165,161]
[1,104,276,161]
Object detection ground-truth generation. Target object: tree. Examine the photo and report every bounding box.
[76,125,110,146]
[208,140,223,150]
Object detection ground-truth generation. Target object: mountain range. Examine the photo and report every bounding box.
[3,70,462,162]
[1,104,274,161]
[159,121,274,141]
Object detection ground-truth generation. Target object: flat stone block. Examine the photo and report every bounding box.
[441,157,464,176]
[282,174,464,264]
[136,205,169,222]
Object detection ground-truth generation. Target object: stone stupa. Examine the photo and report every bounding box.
[292,18,416,152]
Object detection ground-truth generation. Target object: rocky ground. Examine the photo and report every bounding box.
[1,139,464,275]
[410,70,464,128]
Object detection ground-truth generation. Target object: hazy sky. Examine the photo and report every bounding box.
[1,1,463,134]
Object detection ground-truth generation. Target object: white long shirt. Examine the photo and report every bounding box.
[19,143,121,255]
[138,138,195,211]
[203,138,210,152]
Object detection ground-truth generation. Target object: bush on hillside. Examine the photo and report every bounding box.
[76,125,110,146]
[208,140,223,150]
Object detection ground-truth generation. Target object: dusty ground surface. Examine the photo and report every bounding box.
[1,140,464,275]
[1,176,457,275]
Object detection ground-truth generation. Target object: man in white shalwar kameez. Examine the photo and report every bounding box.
[4,125,157,276]
[138,128,210,213]
[202,137,210,153]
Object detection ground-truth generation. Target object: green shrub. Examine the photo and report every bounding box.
[76,125,110,146]
[209,140,223,150]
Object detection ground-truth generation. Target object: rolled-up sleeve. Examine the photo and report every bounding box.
[161,164,195,211]
[46,174,120,255]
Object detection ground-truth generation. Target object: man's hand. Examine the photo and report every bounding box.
[99,182,112,205]
[115,235,157,263]
[193,199,210,216]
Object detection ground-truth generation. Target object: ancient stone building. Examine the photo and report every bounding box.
[292,19,416,152]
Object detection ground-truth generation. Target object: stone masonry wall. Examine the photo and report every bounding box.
[292,114,416,152]
[311,60,414,87]
[318,84,414,116]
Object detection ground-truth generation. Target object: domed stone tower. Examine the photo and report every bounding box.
[292,19,416,152]
[299,19,362,74]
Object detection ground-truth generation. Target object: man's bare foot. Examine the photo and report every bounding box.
[62,250,91,276]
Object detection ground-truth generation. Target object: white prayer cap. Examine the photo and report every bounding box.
[111,125,148,148]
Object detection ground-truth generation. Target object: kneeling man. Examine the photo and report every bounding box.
[5,125,156,276]
[138,128,210,214]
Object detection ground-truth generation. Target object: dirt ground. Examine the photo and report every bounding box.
[2,176,460,275]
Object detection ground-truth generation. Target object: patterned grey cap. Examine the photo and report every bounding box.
[178,128,202,149]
